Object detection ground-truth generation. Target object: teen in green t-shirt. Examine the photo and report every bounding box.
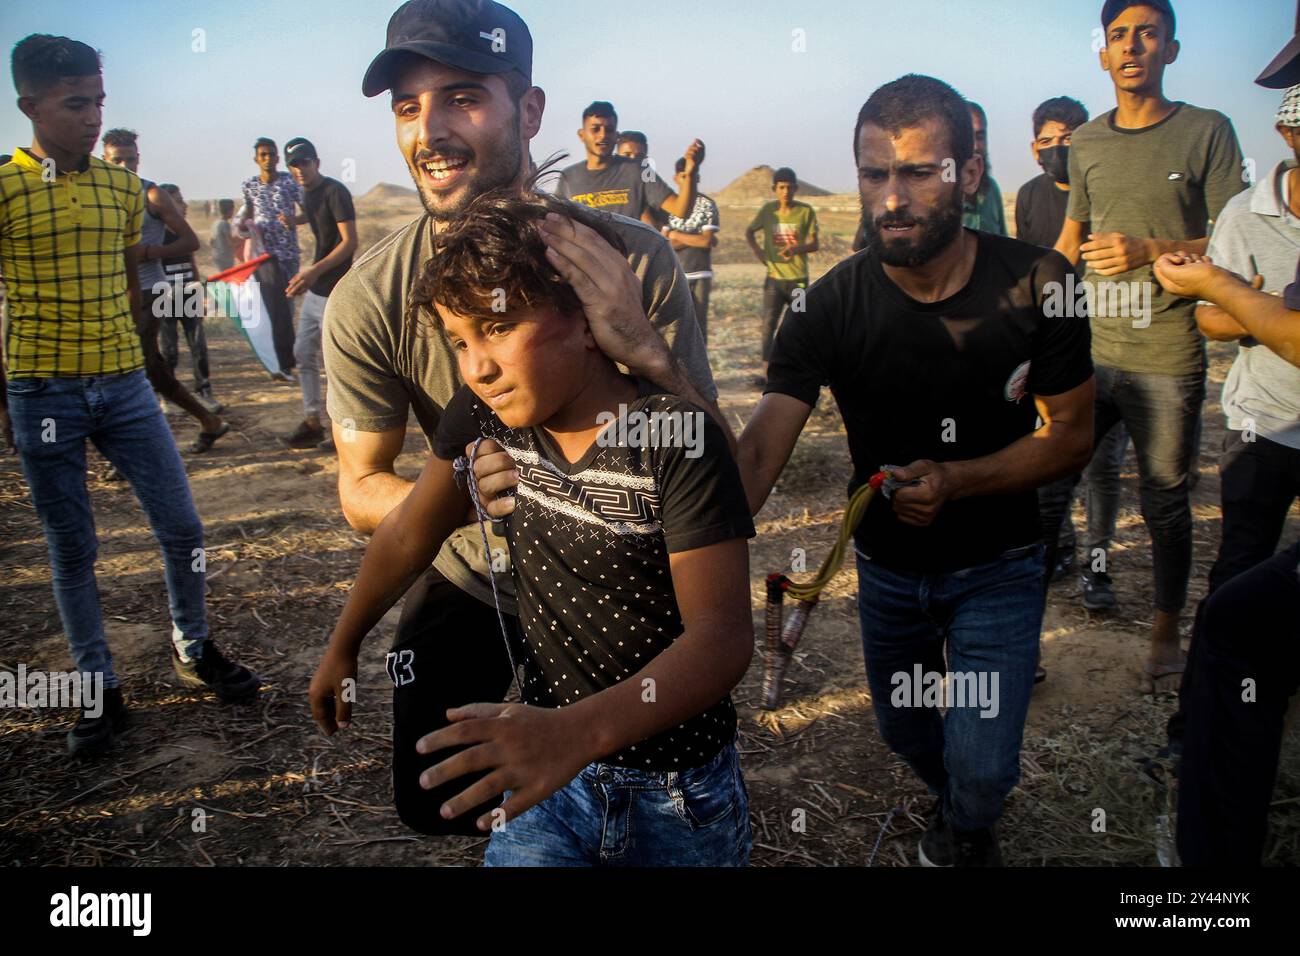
[745,167,819,372]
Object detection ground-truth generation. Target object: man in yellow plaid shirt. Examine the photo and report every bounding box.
[0,34,259,757]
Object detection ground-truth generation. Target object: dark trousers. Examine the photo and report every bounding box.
[689,276,712,345]
[1176,540,1300,865]
[1167,431,1300,747]
[138,289,182,399]
[761,276,806,362]
[1041,364,1204,612]
[1209,431,1300,593]
[257,256,297,374]
[160,305,211,396]
[390,567,516,836]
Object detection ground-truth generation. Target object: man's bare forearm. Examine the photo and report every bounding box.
[340,470,416,535]
[1195,303,1248,341]
[661,174,698,220]
[945,410,1092,500]
[1204,274,1300,368]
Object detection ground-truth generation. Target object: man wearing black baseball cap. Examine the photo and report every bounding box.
[311,0,720,841]
[283,137,356,452]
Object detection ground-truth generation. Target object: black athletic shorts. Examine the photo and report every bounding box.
[390,566,516,836]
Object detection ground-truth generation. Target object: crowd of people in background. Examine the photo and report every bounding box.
[1,0,1297,870]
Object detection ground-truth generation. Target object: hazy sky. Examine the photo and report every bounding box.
[1,0,1295,200]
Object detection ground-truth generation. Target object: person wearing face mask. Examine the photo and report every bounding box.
[1024,95,1128,621]
[1015,97,1088,266]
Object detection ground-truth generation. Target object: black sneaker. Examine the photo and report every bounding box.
[953,825,1003,866]
[1080,568,1118,611]
[173,641,261,702]
[918,799,954,867]
[284,420,325,448]
[1050,549,1076,584]
[67,686,129,757]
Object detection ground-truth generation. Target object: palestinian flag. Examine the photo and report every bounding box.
[206,254,277,374]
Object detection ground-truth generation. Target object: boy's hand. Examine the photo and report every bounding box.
[539,212,669,378]
[416,702,594,830]
[468,438,518,518]
[309,646,359,735]
[889,459,957,527]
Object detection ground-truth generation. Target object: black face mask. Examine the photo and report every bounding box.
[1039,144,1070,184]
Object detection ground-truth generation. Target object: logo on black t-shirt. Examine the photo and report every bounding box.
[1004,360,1031,403]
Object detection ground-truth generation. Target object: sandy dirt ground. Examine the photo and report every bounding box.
[1,218,1297,867]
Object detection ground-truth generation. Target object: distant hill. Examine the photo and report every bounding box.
[360,182,417,201]
[714,165,831,205]
[357,182,420,207]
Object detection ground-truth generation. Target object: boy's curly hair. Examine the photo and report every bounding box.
[407,164,628,334]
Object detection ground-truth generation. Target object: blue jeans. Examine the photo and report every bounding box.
[484,741,751,866]
[855,545,1044,832]
[6,369,208,688]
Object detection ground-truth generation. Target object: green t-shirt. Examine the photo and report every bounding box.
[1066,103,1246,375]
[748,200,818,281]
[962,176,1006,235]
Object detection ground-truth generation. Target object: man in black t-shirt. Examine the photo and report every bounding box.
[285,138,357,451]
[556,101,704,228]
[1015,96,1089,253]
[737,75,1095,866]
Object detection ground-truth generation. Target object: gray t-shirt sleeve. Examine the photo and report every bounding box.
[1203,114,1247,224]
[556,169,572,201]
[643,167,675,213]
[641,231,717,402]
[1065,139,1090,223]
[322,272,411,432]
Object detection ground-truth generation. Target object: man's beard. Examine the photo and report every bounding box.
[409,115,524,221]
[861,186,964,268]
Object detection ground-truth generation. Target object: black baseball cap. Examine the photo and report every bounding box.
[1258,0,1300,91]
[284,138,318,166]
[362,0,533,98]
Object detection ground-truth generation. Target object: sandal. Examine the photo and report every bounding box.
[1140,654,1186,696]
[190,421,230,454]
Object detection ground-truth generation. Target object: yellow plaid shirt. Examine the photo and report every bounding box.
[0,148,144,377]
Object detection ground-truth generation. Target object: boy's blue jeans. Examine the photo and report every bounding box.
[484,740,751,866]
[855,544,1044,832]
[6,369,208,688]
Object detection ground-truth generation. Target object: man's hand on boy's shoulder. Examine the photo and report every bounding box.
[416,701,596,831]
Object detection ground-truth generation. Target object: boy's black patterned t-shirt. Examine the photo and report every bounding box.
[434,381,754,770]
